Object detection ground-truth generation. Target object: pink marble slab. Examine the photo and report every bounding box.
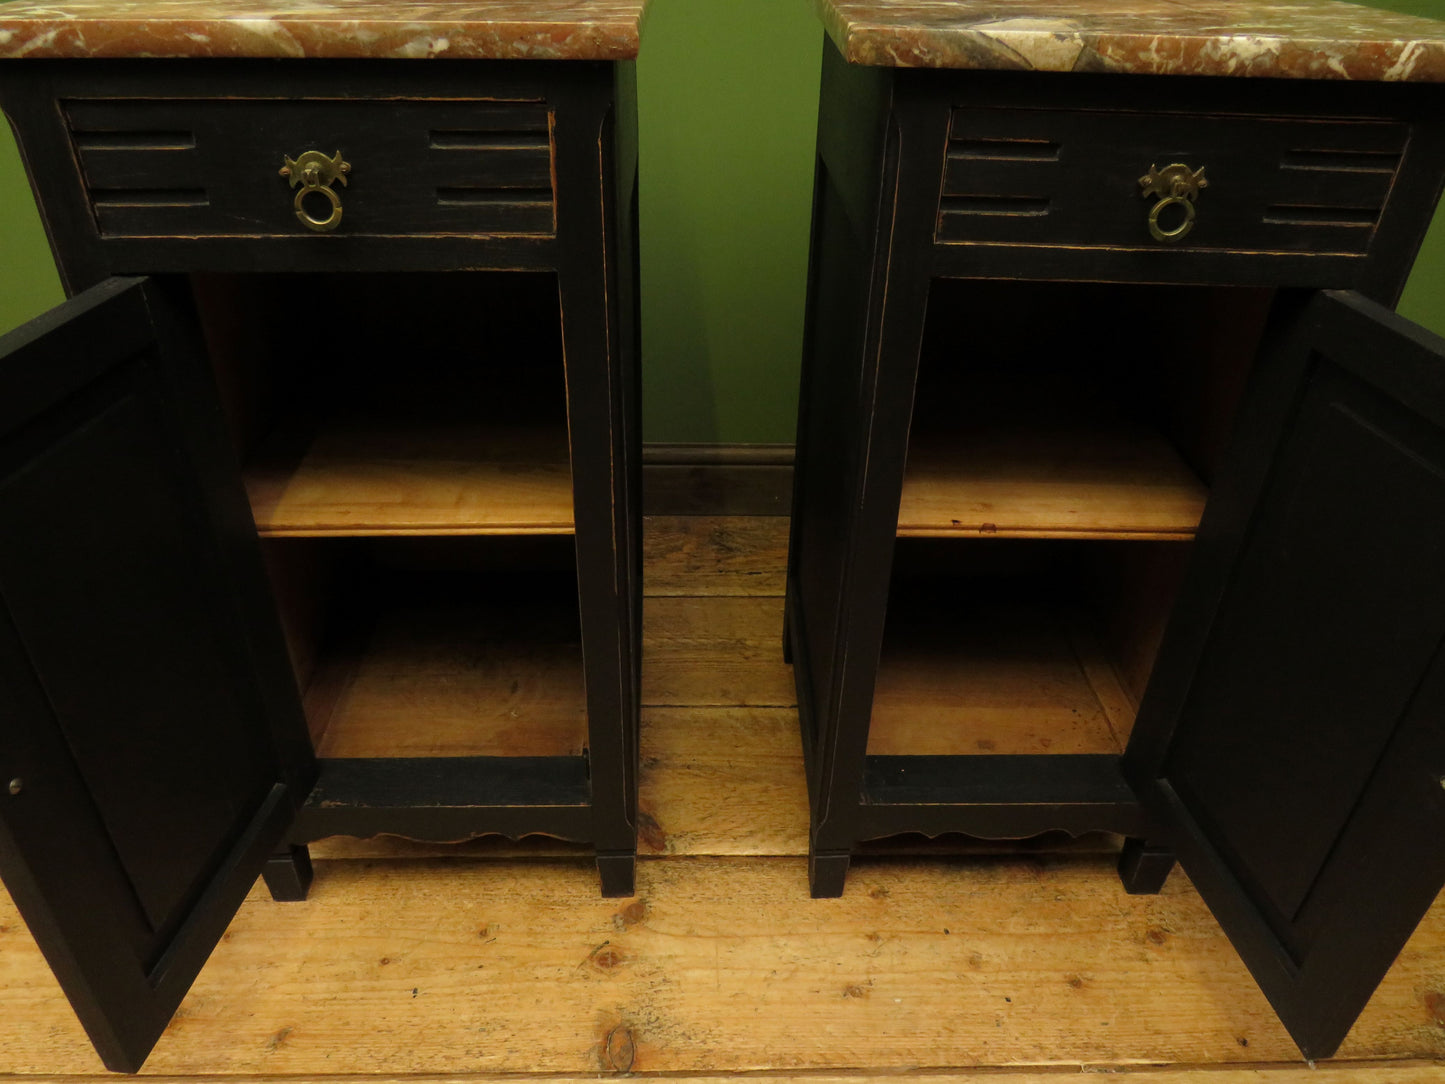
[816,0,1445,80]
[0,0,646,61]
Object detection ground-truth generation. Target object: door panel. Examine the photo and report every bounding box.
[1125,288,1445,1059]
[0,277,313,1072]
[1167,365,1445,933]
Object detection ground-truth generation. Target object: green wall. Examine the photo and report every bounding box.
[2,0,1443,442]
[0,112,65,331]
[637,0,820,443]
[1360,0,1445,335]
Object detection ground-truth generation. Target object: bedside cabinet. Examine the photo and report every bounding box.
[785,0,1445,1062]
[0,4,642,1073]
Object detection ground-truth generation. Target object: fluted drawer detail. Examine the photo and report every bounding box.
[65,98,556,239]
[938,106,1407,257]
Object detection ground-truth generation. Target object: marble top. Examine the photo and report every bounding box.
[815,0,1445,80]
[0,0,647,61]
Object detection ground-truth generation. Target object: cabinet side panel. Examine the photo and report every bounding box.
[794,161,871,727]
[789,45,892,745]
[552,65,638,866]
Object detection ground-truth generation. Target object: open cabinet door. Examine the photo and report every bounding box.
[0,277,314,1072]
[1124,289,1445,1060]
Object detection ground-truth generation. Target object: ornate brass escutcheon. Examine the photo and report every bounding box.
[280,150,352,232]
[1139,163,1208,243]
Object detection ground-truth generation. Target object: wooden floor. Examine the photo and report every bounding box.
[1,517,1443,1080]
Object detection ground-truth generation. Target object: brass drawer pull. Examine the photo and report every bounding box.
[1140,163,1208,243]
[280,150,351,232]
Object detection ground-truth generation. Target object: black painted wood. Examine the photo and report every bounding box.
[0,54,641,1070]
[1124,290,1445,1059]
[549,62,640,892]
[785,32,1445,1054]
[787,49,891,781]
[915,68,1445,302]
[67,98,557,238]
[261,845,314,903]
[0,54,640,879]
[0,59,628,287]
[596,850,637,898]
[797,50,948,899]
[291,757,594,844]
[1117,839,1178,896]
[808,850,852,898]
[0,276,313,1072]
[859,755,1148,842]
[940,108,1404,254]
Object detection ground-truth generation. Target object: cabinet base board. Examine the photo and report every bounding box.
[291,756,595,845]
[860,754,1147,841]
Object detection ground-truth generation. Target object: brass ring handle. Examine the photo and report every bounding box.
[294,184,343,232]
[1139,163,1207,245]
[280,150,351,234]
[1148,195,1197,243]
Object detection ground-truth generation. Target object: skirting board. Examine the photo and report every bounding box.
[643,443,795,516]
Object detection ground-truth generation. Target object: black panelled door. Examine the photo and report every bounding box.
[0,277,313,1072]
[1125,289,1445,1059]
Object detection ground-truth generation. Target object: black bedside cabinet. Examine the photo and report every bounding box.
[785,14,1445,1063]
[0,38,641,1075]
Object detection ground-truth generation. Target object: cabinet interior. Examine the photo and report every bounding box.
[194,270,573,538]
[192,271,586,761]
[875,280,1275,757]
[261,536,586,758]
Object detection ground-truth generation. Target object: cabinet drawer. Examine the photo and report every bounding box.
[938,106,1408,258]
[64,98,556,239]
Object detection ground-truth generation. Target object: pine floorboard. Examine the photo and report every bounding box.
[0,516,1441,1081]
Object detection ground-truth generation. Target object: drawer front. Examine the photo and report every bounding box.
[938,107,1408,257]
[64,98,556,239]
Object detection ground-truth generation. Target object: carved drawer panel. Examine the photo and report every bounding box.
[64,98,556,239]
[938,106,1408,258]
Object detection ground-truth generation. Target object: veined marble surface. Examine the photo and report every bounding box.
[815,0,1445,79]
[0,0,646,60]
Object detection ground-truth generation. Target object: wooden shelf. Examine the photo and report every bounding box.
[868,596,1136,757]
[897,414,1207,541]
[244,421,574,537]
[303,575,588,760]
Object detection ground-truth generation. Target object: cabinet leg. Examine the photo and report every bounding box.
[597,850,636,898]
[261,844,313,902]
[809,848,851,898]
[1118,838,1176,895]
